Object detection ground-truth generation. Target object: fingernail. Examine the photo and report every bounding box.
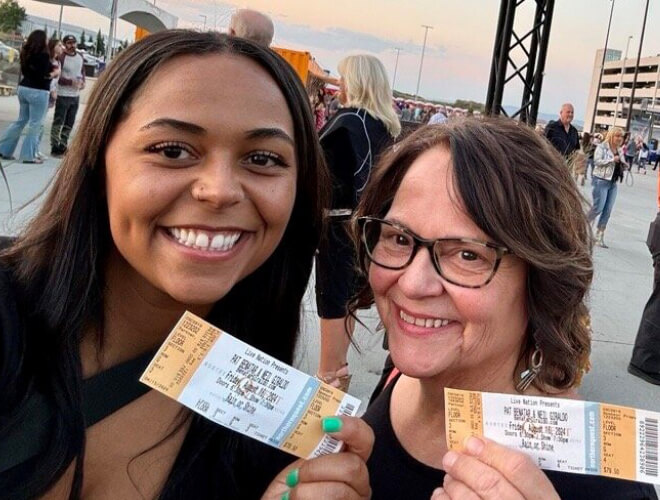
[281,491,290,500]
[431,487,445,499]
[285,468,299,488]
[465,436,485,456]
[442,450,458,468]
[321,416,342,433]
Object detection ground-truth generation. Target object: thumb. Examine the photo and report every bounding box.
[321,415,375,462]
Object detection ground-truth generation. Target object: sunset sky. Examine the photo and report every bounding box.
[17,0,660,120]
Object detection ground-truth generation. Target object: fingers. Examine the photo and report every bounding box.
[442,475,480,500]
[321,416,375,462]
[287,481,363,500]
[296,451,371,498]
[442,436,559,500]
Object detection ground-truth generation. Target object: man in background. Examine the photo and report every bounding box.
[228,9,274,47]
[544,103,580,159]
[50,35,85,157]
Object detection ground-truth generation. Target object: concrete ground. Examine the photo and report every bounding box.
[1,92,658,419]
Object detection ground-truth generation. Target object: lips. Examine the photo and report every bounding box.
[399,309,451,328]
[167,227,242,252]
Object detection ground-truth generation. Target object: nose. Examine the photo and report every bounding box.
[397,246,446,299]
[191,156,244,209]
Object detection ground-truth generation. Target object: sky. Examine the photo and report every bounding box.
[16,0,660,121]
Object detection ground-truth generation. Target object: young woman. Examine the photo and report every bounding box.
[0,30,52,164]
[351,119,656,499]
[315,54,401,391]
[589,126,627,248]
[0,30,373,499]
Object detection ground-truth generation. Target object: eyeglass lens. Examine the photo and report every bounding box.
[363,219,499,287]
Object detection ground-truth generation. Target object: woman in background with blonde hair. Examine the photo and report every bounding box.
[315,54,400,390]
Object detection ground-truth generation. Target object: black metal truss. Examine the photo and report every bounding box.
[485,0,555,126]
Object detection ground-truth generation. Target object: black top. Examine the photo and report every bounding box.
[0,264,295,498]
[19,52,52,91]
[363,378,658,500]
[319,107,392,210]
[545,120,580,158]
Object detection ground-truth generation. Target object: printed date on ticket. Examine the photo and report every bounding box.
[445,388,660,486]
[140,311,361,459]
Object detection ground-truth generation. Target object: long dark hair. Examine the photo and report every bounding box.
[20,29,48,71]
[1,30,327,498]
[349,117,593,392]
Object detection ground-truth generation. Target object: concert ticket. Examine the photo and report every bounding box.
[445,388,659,485]
[140,311,360,459]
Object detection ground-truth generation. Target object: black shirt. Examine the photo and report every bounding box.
[545,119,580,158]
[0,264,295,498]
[319,107,392,210]
[363,378,658,500]
[19,52,52,91]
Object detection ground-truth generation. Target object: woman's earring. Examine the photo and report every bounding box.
[516,347,543,393]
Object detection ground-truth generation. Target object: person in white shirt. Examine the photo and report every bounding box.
[50,34,85,157]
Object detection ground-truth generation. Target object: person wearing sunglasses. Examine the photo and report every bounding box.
[348,118,657,499]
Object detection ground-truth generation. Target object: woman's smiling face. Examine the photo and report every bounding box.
[369,146,529,385]
[104,53,297,307]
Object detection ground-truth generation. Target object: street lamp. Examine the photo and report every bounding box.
[105,0,118,63]
[613,35,632,127]
[415,25,433,99]
[624,0,650,133]
[392,48,401,91]
[200,14,207,31]
[590,0,615,133]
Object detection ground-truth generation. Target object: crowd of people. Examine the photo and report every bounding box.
[0,12,658,500]
[0,29,85,164]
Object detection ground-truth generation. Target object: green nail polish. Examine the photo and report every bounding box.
[322,416,342,433]
[281,491,290,500]
[285,468,299,488]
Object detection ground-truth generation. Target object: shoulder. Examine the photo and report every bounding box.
[545,470,657,500]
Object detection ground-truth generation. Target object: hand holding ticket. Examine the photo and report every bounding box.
[445,388,660,486]
[140,311,361,459]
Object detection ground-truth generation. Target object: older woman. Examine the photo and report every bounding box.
[589,127,626,248]
[350,119,656,499]
[315,54,400,391]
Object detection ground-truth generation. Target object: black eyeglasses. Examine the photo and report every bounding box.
[359,217,511,288]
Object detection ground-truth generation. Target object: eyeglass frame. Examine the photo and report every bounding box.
[358,216,512,289]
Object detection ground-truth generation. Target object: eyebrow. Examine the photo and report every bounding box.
[245,127,294,147]
[140,118,207,135]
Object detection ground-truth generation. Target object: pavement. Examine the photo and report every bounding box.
[1,92,658,418]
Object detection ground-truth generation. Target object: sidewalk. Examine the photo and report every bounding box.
[0,93,658,417]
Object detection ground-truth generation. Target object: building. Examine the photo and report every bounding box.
[585,48,660,141]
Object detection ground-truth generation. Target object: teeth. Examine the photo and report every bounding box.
[168,227,242,252]
[399,309,450,328]
[211,234,225,249]
[195,233,209,248]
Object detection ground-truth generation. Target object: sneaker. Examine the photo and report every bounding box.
[50,148,65,158]
[0,153,16,160]
[36,151,48,160]
[22,158,44,164]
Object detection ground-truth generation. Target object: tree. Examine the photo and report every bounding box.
[95,29,105,56]
[49,30,58,42]
[0,0,27,34]
[78,29,86,50]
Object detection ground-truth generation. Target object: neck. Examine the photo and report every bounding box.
[81,249,213,377]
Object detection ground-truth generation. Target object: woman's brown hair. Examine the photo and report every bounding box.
[349,117,593,392]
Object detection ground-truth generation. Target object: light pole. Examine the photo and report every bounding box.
[392,48,401,90]
[624,0,650,133]
[57,2,64,38]
[613,35,632,127]
[105,0,118,62]
[589,0,615,133]
[200,14,207,32]
[415,25,433,99]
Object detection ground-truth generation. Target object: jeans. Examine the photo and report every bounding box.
[588,177,618,229]
[0,86,49,161]
[51,95,79,151]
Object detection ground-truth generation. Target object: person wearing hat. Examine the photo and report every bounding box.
[50,34,85,157]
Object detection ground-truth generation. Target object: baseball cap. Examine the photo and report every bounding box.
[63,35,77,43]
